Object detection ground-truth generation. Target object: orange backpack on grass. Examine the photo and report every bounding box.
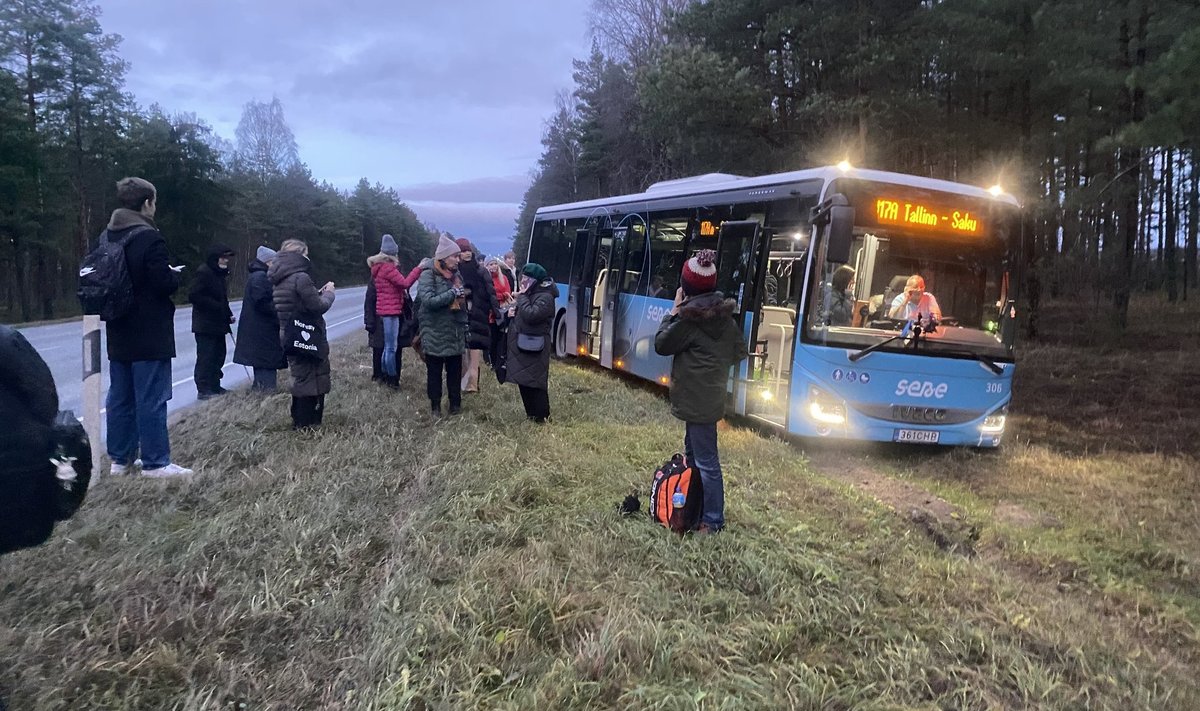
[649,454,704,534]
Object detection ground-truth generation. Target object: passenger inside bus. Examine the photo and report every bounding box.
[818,265,856,326]
[646,275,666,298]
[888,274,942,322]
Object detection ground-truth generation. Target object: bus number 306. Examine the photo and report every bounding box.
[986,382,1003,394]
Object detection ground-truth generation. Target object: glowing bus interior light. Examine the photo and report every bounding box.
[874,197,983,236]
[837,160,853,172]
[988,184,1005,196]
[699,220,718,236]
[760,389,774,401]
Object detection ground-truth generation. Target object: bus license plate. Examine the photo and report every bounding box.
[894,429,940,444]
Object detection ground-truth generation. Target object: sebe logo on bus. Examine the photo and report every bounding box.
[895,379,949,399]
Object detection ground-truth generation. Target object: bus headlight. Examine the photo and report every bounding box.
[808,386,846,425]
[980,406,1008,434]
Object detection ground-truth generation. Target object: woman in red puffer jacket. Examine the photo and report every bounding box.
[369,234,422,388]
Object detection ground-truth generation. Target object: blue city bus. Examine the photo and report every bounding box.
[526,166,1020,447]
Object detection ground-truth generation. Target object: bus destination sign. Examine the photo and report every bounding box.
[874,198,983,236]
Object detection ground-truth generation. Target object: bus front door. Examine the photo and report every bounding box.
[714,220,774,418]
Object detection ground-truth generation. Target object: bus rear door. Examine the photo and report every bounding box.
[563,227,609,358]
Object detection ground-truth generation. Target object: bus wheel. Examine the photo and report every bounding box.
[554,318,568,359]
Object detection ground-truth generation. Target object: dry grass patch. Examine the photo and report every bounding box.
[1,330,1197,709]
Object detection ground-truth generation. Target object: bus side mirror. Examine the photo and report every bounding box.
[826,206,855,263]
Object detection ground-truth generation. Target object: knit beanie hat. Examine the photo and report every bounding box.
[380,233,399,256]
[454,238,474,255]
[521,262,548,282]
[256,245,277,263]
[681,249,718,295]
[435,234,460,261]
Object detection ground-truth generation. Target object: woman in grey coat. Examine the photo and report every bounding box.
[269,239,336,429]
[506,263,558,423]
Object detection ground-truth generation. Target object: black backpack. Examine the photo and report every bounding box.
[77,226,150,321]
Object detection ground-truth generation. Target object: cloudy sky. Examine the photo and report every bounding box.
[97,0,593,256]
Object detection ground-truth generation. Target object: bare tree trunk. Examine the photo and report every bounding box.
[1165,147,1177,301]
[1186,149,1198,301]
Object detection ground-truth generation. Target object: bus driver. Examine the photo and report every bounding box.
[888,274,942,323]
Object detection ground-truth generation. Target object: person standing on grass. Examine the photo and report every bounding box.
[417,234,468,416]
[234,246,287,392]
[102,177,192,478]
[653,249,748,534]
[486,256,515,381]
[189,243,237,400]
[0,324,90,556]
[270,239,336,429]
[369,234,422,390]
[505,263,558,423]
[500,250,519,292]
[364,278,385,383]
[455,238,500,394]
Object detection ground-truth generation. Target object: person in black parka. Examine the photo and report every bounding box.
[455,238,500,393]
[234,245,287,392]
[506,263,559,423]
[364,279,385,382]
[189,243,236,399]
[0,324,90,556]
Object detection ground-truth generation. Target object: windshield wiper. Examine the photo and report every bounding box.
[848,322,914,363]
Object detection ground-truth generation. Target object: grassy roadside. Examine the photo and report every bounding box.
[1,306,1197,709]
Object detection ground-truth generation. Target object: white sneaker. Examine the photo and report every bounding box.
[141,463,193,478]
[110,459,143,475]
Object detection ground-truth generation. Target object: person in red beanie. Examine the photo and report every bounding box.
[653,249,748,534]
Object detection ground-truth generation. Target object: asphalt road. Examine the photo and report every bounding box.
[16,285,368,420]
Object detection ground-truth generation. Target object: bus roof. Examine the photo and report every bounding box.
[534,166,1020,217]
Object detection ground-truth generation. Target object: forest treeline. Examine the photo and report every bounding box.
[0,0,437,324]
[514,0,1200,331]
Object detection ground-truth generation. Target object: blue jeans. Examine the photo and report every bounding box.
[685,422,724,530]
[381,316,400,377]
[106,359,173,469]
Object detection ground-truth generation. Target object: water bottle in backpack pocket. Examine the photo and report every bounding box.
[649,453,704,534]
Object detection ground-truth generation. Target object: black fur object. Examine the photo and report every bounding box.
[617,494,641,517]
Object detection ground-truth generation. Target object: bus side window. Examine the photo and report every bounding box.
[649,211,689,297]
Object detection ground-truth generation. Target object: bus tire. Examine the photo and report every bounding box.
[554,316,568,359]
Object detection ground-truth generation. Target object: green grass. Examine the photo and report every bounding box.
[1,297,1198,709]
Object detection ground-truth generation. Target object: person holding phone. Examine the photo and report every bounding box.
[101,177,192,478]
[269,239,336,429]
[888,274,941,323]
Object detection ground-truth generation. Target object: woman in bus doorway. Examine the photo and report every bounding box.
[653,250,748,535]
[506,263,558,423]
[417,235,468,416]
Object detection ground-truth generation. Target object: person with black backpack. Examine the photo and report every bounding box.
[0,324,91,555]
[653,250,748,535]
[189,243,237,399]
[94,177,193,478]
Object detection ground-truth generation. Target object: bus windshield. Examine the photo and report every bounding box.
[805,213,1017,360]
